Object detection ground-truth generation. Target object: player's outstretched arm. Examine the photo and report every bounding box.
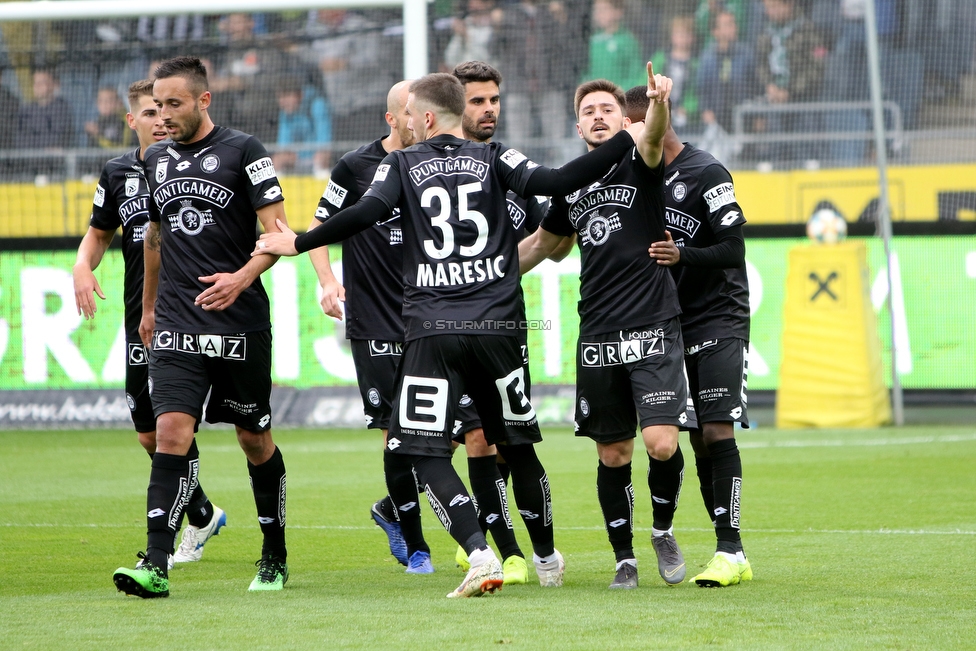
[519,227,567,275]
[196,202,286,312]
[521,130,637,197]
[306,216,345,320]
[73,226,115,319]
[139,221,161,347]
[636,61,672,169]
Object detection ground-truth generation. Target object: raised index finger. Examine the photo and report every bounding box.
[646,61,655,90]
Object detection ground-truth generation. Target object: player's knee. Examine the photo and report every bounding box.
[701,421,735,449]
[464,428,495,457]
[137,431,156,455]
[236,427,275,464]
[154,413,195,454]
[596,441,633,467]
[642,426,679,461]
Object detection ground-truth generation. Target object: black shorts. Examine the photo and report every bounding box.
[350,339,402,430]
[125,341,155,433]
[575,317,692,443]
[452,342,532,442]
[148,329,273,432]
[389,334,541,457]
[684,337,750,427]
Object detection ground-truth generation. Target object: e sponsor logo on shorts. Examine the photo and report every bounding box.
[398,375,449,432]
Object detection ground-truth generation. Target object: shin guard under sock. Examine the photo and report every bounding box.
[247,446,287,560]
[412,455,486,554]
[647,445,684,531]
[184,439,215,528]
[499,444,554,558]
[597,461,635,562]
[468,455,522,559]
[146,451,197,570]
[707,438,743,553]
[385,450,429,555]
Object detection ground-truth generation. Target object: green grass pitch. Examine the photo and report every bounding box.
[2,425,975,650]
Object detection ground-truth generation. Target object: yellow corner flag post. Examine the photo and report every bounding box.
[776,240,892,428]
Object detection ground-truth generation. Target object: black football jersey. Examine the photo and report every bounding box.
[363,135,538,341]
[144,126,284,334]
[542,147,681,336]
[89,148,151,341]
[663,144,750,344]
[315,137,404,341]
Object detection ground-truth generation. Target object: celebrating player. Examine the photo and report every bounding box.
[255,72,643,597]
[74,80,226,571]
[632,86,753,588]
[519,64,691,589]
[112,57,290,598]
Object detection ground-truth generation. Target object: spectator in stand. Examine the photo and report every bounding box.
[209,13,286,142]
[754,0,826,162]
[581,0,646,91]
[490,0,590,163]
[651,15,699,132]
[16,68,74,150]
[297,9,397,145]
[272,75,332,174]
[0,66,21,152]
[85,86,131,148]
[696,9,757,134]
[443,0,498,71]
[695,0,764,48]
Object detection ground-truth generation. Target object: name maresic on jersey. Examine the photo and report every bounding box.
[417,255,506,287]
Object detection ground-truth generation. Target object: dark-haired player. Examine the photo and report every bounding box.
[306,80,437,574]
[255,72,642,597]
[626,85,753,588]
[520,65,691,590]
[74,80,226,572]
[112,56,290,598]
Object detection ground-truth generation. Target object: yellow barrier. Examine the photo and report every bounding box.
[0,175,328,238]
[2,162,975,237]
[775,241,892,428]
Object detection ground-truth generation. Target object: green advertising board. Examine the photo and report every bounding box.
[0,236,973,390]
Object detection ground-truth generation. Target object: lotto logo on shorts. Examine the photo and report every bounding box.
[580,338,664,367]
[127,343,148,366]
[369,340,402,357]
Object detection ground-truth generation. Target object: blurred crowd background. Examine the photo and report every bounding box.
[0,0,972,179]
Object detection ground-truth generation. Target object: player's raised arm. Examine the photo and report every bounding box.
[635,62,673,169]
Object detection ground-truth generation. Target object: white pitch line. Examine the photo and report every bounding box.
[738,432,976,449]
[3,523,974,536]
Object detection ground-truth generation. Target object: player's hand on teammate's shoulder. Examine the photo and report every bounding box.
[253,218,299,257]
[648,230,680,266]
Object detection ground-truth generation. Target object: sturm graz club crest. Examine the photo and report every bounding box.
[168,199,213,235]
[580,212,622,247]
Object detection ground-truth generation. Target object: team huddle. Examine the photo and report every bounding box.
[73,55,752,600]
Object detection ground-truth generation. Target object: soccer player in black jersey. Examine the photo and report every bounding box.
[306,80,437,574]
[519,65,692,590]
[629,86,754,588]
[112,57,290,598]
[255,72,642,597]
[75,80,226,571]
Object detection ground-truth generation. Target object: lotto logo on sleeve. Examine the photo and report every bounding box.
[322,180,348,208]
[246,157,277,185]
[704,183,737,213]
